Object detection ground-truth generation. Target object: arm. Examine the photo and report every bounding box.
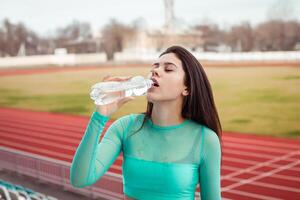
[70,111,132,188]
[199,126,222,200]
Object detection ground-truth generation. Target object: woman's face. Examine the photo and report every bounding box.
[146,53,189,103]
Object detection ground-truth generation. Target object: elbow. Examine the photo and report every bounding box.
[70,182,87,188]
[69,168,89,188]
[70,176,88,188]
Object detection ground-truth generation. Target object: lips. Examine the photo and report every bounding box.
[151,77,159,87]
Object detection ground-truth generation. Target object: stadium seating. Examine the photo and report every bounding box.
[0,179,57,200]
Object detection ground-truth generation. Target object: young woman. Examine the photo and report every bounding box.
[70,45,222,200]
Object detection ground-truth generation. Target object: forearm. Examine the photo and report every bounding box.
[70,111,109,187]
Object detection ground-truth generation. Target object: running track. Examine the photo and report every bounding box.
[0,107,299,200]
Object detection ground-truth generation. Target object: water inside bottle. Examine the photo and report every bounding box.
[94,90,126,105]
[90,76,153,105]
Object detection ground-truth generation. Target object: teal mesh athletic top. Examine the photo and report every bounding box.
[70,111,221,200]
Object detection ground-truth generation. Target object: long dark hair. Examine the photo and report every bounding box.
[129,45,222,143]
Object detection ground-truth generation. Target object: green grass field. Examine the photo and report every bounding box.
[0,66,299,138]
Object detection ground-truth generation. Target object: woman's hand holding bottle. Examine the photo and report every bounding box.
[95,75,135,117]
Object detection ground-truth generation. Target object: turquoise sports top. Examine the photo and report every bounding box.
[70,111,221,200]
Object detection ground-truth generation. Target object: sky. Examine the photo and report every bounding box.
[0,0,299,36]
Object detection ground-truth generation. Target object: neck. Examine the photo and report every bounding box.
[151,99,185,126]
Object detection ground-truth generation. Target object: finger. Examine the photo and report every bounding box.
[102,75,112,81]
[114,76,132,80]
[104,76,133,82]
[117,96,135,106]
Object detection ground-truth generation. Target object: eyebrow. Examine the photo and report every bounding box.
[152,62,178,68]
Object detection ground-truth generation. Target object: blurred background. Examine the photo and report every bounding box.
[0,0,299,137]
[0,0,300,57]
[0,0,300,199]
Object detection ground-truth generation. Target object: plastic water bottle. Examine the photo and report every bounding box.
[90,76,154,105]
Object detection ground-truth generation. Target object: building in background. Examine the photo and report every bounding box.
[123,0,204,53]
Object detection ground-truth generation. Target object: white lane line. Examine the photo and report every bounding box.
[222,165,300,182]
[223,136,300,149]
[222,150,299,180]
[228,177,300,193]
[224,149,299,161]
[222,158,300,192]
[223,156,300,171]
[223,142,292,154]
[224,149,278,159]
[262,173,300,182]
[194,192,231,200]
[221,198,231,200]
[223,156,259,165]
[225,189,282,200]
[283,166,300,172]
[195,191,248,200]
[109,165,122,171]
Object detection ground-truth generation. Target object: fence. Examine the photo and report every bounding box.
[0,51,300,68]
[0,53,107,68]
[0,146,124,200]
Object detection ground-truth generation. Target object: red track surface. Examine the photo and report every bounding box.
[0,107,299,200]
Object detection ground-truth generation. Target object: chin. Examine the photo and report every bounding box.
[146,93,159,103]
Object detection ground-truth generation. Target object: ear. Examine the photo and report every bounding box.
[182,87,189,96]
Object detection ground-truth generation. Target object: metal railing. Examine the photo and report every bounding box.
[0,147,124,200]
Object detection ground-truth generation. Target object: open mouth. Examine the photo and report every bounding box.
[151,78,160,87]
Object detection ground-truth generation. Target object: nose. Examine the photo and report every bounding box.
[151,67,160,77]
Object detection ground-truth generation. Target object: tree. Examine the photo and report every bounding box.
[101,19,137,60]
[0,26,5,56]
[193,23,225,51]
[0,19,31,56]
[254,20,300,51]
[226,22,254,52]
[52,20,94,54]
